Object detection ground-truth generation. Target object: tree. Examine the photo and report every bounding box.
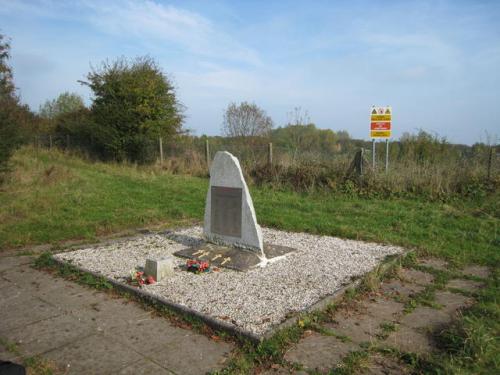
[222,102,273,138]
[0,33,31,178]
[81,56,184,162]
[39,92,85,120]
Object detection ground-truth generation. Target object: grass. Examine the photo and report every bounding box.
[1,148,498,269]
[1,147,499,374]
[0,337,59,375]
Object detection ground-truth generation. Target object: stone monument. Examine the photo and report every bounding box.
[174,151,293,271]
[203,151,264,253]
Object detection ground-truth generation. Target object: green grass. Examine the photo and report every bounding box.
[0,148,206,249]
[1,147,498,269]
[1,147,499,374]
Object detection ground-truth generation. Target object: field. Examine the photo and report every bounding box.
[0,147,498,373]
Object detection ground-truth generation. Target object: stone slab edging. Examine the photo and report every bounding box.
[50,252,404,343]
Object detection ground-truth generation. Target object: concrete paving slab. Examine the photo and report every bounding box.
[105,315,194,353]
[0,280,24,301]
[325,314,379,344]
[0,263,36,285]
[447,279,484,292]
[361,354,411,375]
[417,258,448,271]
[3,314,93,357]
[0,293,62,334]
[399,268,434,286]
[47,291,153,332]
[380,279,424,300]
[147,333,233,375]
[323,297,404,345]
[462,265,490,279]
[434,291,473,314]
[283,332,357,372]
[117,358,175,375]
[361,297,405,321]
[385,325,433,355]
[21,270,79,295]
[400,307,451,331]
[259,367,307,374]
[0,256,32,273]
[44,334,142,375]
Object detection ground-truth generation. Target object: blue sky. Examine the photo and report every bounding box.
[1,0,499,144]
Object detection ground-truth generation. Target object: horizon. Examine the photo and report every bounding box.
[1,0,499,145]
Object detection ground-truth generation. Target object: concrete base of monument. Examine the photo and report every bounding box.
[174,242,295,271]
[53,226,405,340]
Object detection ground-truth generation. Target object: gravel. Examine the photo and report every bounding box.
[55,226,404,336]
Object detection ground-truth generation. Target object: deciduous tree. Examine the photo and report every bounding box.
[0,33,31,178]
[39,92,85,120]
[81,56,184,162]
[222,102,273,138]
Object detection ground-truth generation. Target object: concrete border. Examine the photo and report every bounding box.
[50,252,404,343]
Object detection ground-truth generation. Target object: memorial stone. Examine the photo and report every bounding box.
[144,256,174,281]
[203,151,264,253]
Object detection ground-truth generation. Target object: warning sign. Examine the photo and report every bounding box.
[370,130,391,138]
[371,122,391,130]
[370,106,391,138]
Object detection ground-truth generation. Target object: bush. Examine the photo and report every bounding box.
[81,56,184,163]
[0,33,32,181]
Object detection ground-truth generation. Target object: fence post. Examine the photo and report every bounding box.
[487,146,494,179]
[49,135,53,150]
[360,147,364,175]
[385,139,389,173]
[159,137,164,166]
[268,142,273,166]
[372,139,376,170]
[205,139,210,168]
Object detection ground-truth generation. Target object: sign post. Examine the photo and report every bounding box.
[370,106,392,172]
[385,139,389,173]
[372,139,376,170]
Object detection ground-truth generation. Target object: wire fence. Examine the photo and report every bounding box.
[31,133,499,180]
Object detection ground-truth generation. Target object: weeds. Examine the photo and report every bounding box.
[0,337,59,375]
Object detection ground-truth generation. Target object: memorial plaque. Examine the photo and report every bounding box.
[174,242,296,271]
[211,186,242,238]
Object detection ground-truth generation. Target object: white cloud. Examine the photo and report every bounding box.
[83,0,261,66]
[0,0,261,66]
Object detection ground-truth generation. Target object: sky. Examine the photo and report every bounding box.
[1,0,499,144]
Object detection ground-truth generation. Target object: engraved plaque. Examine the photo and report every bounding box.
[211,186,242,238]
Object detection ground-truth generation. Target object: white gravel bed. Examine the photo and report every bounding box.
[54,226,404,336]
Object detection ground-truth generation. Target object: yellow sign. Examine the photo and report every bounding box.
[371,130,391,138]
[370,106,392,138]
[370,114,391,121]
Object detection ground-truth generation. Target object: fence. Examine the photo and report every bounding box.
[31,133,499,181]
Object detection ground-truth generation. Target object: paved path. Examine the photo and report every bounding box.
[0,255,234,375]
[279,259,489,374]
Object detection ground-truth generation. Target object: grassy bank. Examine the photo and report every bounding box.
[1,147,498,267]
